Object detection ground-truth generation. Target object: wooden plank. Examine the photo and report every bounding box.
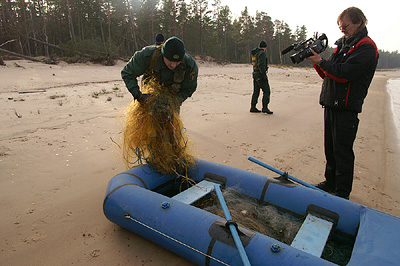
[291,213,333,257]
[172,180,215,205]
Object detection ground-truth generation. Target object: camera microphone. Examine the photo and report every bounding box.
[281,45,294,55]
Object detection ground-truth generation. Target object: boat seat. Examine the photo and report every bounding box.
[290,213,334,257]
[172,180,216,205]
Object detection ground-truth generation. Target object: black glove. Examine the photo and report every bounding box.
[256,75,267,82]
[133,91,151,104]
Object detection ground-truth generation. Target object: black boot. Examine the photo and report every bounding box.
[250,106,261,113]
[313,181,335,193]
[262,106,273,114]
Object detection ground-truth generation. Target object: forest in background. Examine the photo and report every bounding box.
[1,0,399,68]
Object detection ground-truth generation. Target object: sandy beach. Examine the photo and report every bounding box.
[1,59,400,265]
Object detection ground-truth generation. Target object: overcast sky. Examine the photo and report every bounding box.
[218,0,400,52]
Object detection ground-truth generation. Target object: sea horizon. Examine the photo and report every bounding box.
[387,77,400,147]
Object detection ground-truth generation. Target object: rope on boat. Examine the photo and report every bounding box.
[125,214,230,266]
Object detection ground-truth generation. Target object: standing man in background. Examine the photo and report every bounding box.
[250,40,273,114]
[307,7,378,199]
[155,33,165,45]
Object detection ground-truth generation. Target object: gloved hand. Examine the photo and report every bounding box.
[257,75,267,82]
[133,91,151,104]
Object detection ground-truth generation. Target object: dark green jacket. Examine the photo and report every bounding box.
[251,47,268,78]
[121,45,198,103]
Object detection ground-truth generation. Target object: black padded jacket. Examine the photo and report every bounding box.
[314,27,378,113]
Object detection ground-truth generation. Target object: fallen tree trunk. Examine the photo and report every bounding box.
[0,47,42,62]
[28,37,91,57]
[28,37,62,51]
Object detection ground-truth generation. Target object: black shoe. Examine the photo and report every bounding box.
[314,181,335,193]
[262,108,273,114]
[250,107,261,113]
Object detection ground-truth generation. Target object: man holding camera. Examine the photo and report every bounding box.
[250,40,273,114]
[307,7,378,199]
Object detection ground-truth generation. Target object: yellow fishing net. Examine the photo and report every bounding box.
[122,79,195,176]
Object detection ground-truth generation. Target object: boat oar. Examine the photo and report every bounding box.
[213,184,251,266]
[248,156,324,193]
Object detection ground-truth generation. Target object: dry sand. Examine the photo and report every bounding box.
[1,59,399,265]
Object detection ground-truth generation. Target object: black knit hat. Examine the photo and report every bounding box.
[155,33,164,45]
[161,37,185,62]
[259,40,267,48]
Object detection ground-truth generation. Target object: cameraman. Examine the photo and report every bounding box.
[307,7,378,199]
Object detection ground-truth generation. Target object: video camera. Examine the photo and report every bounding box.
[281,33,328,64]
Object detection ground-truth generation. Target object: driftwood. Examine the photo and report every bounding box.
[19,90,47,94]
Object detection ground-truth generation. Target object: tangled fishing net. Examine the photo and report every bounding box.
[196,188,302,245]
[122,79,195,176]
[195,188,352,265]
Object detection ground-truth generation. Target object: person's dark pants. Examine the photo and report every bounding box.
[251,77,271,109]
[324,108,359,197]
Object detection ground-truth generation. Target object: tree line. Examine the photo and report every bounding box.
[1,0,399,68]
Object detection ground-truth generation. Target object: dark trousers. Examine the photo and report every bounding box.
[251,77,270,108]
[324,108,359,196]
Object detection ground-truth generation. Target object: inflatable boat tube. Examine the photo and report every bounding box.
[103,159,400,265]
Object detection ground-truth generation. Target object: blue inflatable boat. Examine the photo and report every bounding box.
[103,158,400,265]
